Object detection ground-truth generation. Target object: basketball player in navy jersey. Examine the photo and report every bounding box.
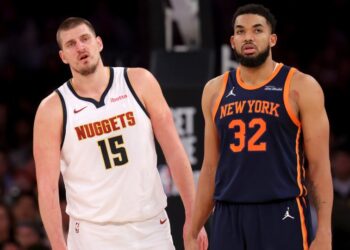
[186,4,332,250]
[33,17,207,250]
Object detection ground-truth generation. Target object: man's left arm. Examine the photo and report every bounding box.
[127,68,208,249]
[295,72,333,250]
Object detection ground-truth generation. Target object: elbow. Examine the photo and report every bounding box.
[153,109,174,129]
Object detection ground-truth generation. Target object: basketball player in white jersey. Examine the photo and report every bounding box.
[33,17,208,250]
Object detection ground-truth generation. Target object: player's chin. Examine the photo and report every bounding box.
[243,52,257,57]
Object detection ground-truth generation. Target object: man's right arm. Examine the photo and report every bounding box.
[186,77,222,249]
[33,92,67,250]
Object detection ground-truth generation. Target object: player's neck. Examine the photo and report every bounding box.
[71,66,110,101]
[238,60,277,86]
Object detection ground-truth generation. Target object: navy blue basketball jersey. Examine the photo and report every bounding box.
[213,63,307,202]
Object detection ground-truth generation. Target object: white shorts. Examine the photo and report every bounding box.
[67,210,175,250]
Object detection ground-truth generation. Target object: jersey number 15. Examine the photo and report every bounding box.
[98,135,129,169]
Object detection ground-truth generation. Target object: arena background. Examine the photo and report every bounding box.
[0,0,349,249]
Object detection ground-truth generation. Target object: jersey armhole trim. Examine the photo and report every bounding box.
[283,68,300,126]
[212,71,229,122]
[123,68,150,118]
[55,89,67,149]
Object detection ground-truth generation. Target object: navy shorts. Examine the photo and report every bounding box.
[210,197,313,250]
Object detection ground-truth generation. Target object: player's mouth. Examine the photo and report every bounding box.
[79,53,89,61]
[242,44,257,55]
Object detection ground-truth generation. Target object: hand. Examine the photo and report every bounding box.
[183,218,208,250]
[196,227,208,250]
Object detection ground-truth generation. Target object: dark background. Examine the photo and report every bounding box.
[0,0,349,249]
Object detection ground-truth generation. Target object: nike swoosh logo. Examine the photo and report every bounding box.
[74,106,87,114]
[160,218,167,224]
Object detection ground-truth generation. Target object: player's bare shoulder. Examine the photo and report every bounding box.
[204,73,227,92]
[290,69,324,101]
[202,73,228,109]
[126,67,156,88]
[35,91,63,123]
[126,67,159,102]
[291,69,321,90]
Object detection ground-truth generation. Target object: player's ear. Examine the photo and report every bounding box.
[230,35,235,50]
[96,36,103,52]
[59,50,68,64]
[270,34,277,48]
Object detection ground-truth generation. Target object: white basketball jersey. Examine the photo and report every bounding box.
[56,67,167,223]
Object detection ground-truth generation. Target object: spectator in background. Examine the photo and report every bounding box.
[0,202,15,247]
[15,221,48,250]
[12,192,40,226]
[1,241,21,250]
[0,149,17,203]
[332,142,350,250]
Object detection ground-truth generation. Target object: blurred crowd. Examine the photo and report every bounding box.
[0,0,349,249]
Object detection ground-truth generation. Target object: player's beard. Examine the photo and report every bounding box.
[73,57,100,76]
[79,61,99,76]
[234,45,270,68]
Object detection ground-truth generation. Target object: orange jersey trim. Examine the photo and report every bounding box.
[236,63,283,90]
[295,127,305,196]
[284,68,300,126]
[296,197,309,250]
[212,72,229,122]
[285,67,305,196]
